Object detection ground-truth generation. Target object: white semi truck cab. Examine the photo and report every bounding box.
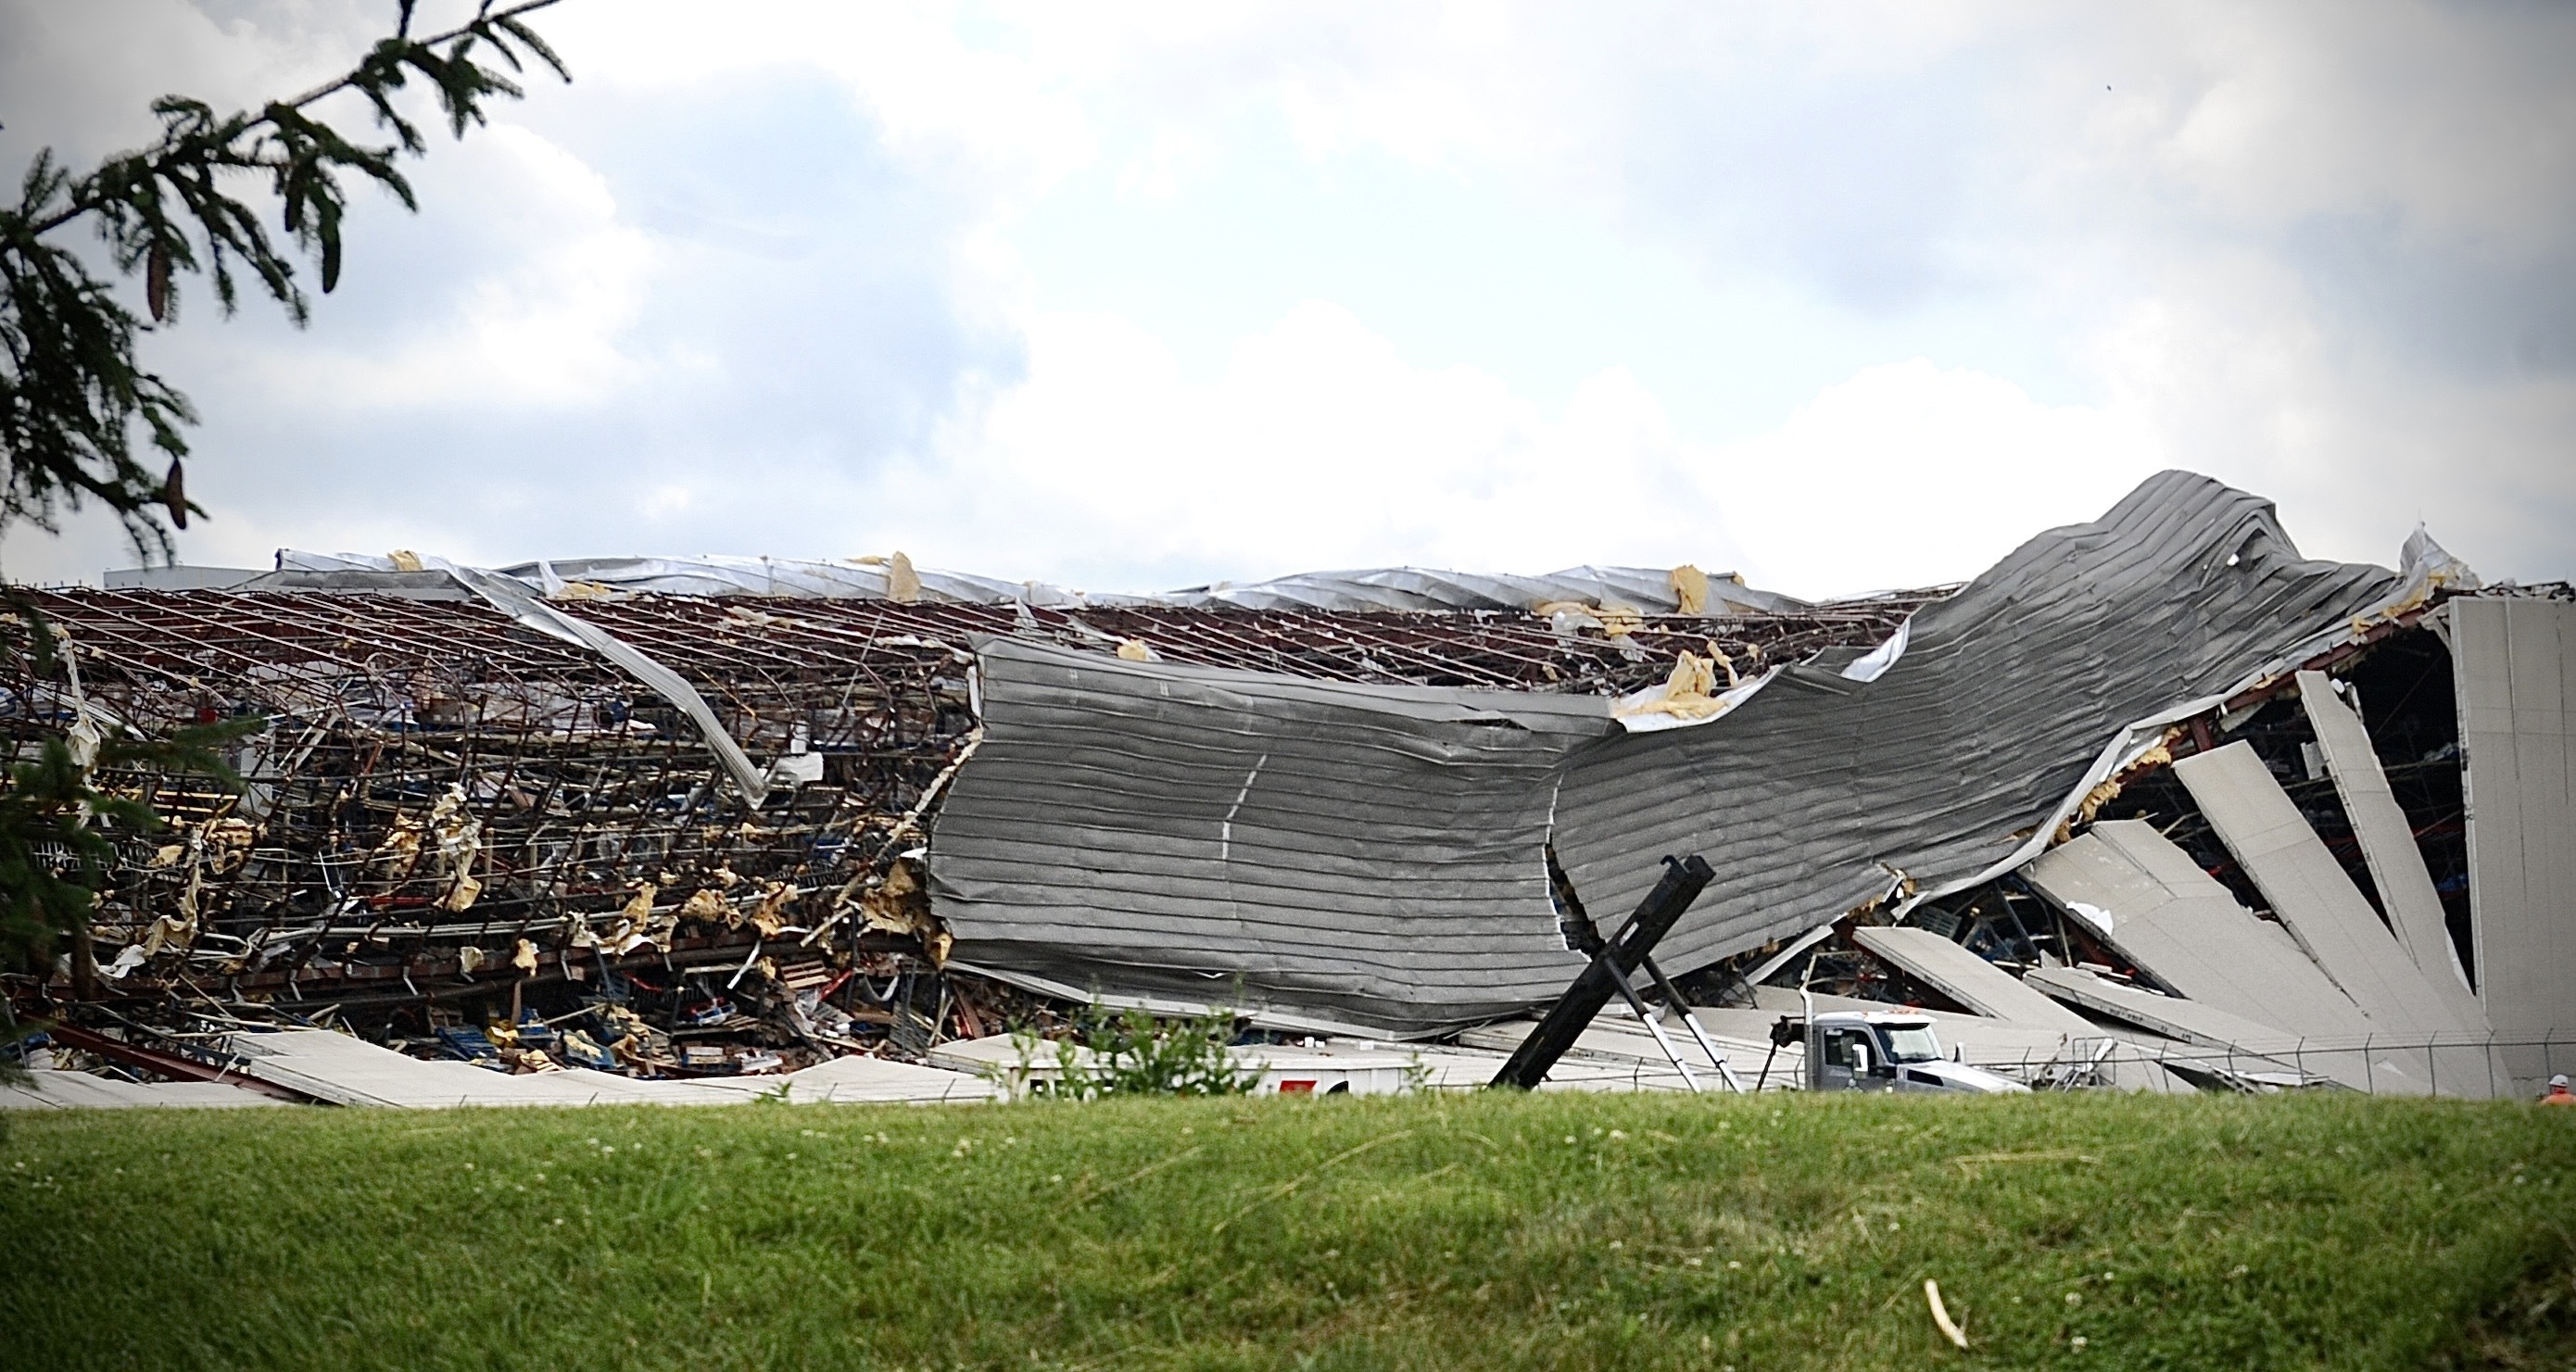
[1775,1009,2029,1094]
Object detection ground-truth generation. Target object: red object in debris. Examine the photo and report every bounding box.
[1277,1079,1317,1093]
[44,1023,314,1103]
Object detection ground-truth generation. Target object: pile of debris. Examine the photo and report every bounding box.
[3,553,1925,1103]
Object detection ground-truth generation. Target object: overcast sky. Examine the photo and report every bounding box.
[4,1,2570,598]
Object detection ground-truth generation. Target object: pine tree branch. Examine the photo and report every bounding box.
[0,0,570,557]
[19,2,563,239]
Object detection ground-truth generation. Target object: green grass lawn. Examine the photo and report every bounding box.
[2,1089,2570,1370]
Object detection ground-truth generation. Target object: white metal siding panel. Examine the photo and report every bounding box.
[1851,925,2098,1029]
[2454,598,2576,1069]
[2022,967,2405,1093]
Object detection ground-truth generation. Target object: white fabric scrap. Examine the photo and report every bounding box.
[1840,616,1913,683]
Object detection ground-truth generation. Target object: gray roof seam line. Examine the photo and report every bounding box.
[938,842,1554,879]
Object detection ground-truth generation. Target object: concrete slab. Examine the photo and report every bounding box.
[222,1030,993,1108]
[0,1071,287,1110]
[2025,821,2374,1041]
[1851,925,2184,1091]
[2025,966,2451,1096]
[2174,741,2471,1035]
[2298,670,2485,1028]
[223,1031,525,1107]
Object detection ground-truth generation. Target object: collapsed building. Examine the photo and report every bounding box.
[6,471,2570,1106]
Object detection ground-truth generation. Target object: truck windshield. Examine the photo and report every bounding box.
[1876,1025,1942,1064]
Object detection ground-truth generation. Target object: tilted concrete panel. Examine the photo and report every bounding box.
[2173,741,2472,1036]
[2450,597,2576,1089]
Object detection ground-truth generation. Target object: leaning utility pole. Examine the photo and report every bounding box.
[1491,854,1716,1090]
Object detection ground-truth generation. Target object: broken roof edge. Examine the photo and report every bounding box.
[1151,563,1814,616]
[969,634,1621,734]
[1888,521,2481,927]
[1607,607,1918,735]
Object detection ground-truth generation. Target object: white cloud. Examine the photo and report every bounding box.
[1707,359,2165,597]
[2087,255,2576,574]
[2137,2,2576,254]
[546,2,1095,208]
[847,305,2178,602]
[3,0,2568,594]
[0,0,362,158]
[245,124,653,409]
[859,301,1746,589]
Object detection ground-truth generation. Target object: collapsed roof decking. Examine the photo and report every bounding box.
[930,473,2416,1033]
[267,552,1821,617]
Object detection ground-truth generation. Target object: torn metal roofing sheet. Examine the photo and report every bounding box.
[273,550,1091,607]
[929,637,1616,1035]
[1548,472,2405,980]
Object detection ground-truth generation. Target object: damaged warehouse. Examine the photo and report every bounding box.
[5,472,2570,1107]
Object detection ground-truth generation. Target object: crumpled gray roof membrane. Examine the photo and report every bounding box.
[925,472,2406,1033]
[929,639,1615,1034]
[1549,471,2401,973]
[272,551,1072,607]
[929,473,2406,1032]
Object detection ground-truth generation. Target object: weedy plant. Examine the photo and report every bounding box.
[998,1003,1258,1099]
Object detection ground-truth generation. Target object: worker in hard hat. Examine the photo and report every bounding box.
[2544,1075,2576,1106]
